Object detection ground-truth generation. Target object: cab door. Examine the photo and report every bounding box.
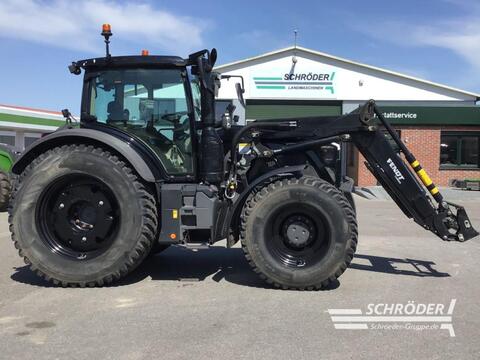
[87,68,195,178]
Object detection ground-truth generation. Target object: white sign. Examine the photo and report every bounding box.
[250,68,338,99]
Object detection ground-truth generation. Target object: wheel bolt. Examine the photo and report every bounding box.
[89,224,94,229]
[75,219,80,224]
[59,203,65,209]
[81,236,87,242]
[296,259,306,267]
[98,201,104,206]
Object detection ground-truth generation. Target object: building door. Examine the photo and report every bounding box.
[245,100,342,122]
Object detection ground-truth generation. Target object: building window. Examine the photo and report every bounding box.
[0,130,16,147]
[440,132,480,169]
[24,132,42,149]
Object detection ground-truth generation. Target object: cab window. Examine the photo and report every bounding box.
[87,68,193,175]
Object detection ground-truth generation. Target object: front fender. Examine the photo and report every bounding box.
[12,128,162,182]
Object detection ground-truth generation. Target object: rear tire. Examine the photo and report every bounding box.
[240,176,357,290]
[0,170,11,211]
[9,145,158,287]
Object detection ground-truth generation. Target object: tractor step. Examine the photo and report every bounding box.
[181,242,210,250]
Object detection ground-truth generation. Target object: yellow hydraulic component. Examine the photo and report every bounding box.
[417,169,432,186]
[409,160,440,198]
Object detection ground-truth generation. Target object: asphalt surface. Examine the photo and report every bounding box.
[1,196,479,359]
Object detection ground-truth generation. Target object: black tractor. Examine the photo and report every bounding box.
[9,25,478,289]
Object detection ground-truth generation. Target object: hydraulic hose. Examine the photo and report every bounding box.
[229,121,297,175]
[226,120,297,195]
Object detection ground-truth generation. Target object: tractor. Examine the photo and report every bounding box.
[8,25,478,289]
[0,143,21,211]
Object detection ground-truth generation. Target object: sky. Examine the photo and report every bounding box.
[1,0,480,112]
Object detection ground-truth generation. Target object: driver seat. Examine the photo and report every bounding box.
[106,101,125,124]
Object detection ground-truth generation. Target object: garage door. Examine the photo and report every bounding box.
[246,100,342,122]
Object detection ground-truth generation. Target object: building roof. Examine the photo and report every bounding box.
[0,103,66,131]
[215,46,480,100]
[0,103,63,116]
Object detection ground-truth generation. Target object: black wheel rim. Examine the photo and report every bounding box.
[264,203,331,269]
[36,174,120,260]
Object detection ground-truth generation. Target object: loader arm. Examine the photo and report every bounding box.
[229,100,478,242]
[351,102,478,242]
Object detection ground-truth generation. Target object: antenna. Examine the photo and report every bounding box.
[292,28,298,64]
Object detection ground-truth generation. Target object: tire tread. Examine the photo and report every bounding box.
[8,144,158,287]
[239,176,358,290]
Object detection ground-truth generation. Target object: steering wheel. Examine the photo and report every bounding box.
[161,111,188,123]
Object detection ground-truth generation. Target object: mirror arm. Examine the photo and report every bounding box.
[221,74,245,92]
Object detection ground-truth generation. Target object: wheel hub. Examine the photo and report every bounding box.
[286,222,311,247]
[266,206,329,269]
[36,175,120,260]
[282,215,316,249]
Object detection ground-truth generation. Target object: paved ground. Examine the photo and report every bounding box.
[356,185,480,202]
[0,196,479,359]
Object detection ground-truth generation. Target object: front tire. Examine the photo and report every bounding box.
[9,145,158,287]
[240,176,357,290]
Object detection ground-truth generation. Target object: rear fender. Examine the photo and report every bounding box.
[12,128,163,182]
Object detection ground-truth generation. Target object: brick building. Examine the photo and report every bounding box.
[353,109,480,186]
[215,46,480,186]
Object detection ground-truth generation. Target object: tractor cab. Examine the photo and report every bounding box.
[72,56,198,177]
[67,24,229,184]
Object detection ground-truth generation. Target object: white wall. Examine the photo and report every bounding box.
[216,50,476,103]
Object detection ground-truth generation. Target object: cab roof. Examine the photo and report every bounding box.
[72,55,188,70]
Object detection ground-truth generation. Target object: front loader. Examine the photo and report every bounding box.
[8,25,478,289]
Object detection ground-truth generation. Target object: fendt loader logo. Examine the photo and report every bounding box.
[387,158,405,184]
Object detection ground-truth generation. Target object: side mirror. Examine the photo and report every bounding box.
[209,48,217,67]
[235,83,245,108]
[220,74,246,108]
